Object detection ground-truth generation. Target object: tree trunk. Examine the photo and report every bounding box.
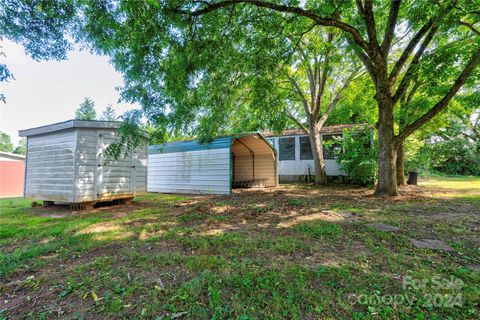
[375,98,398,196]
[396,141,406,186]
[309,124,327,185]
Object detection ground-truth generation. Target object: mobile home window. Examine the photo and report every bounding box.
[279,137,295,160]
[322,134,342,159]
[300,136,313,160]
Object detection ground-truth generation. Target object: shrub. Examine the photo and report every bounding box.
[407,136,480,176]
[332,128,377,186]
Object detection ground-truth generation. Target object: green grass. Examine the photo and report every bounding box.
[0,176,479,319]
[294,220,342,240]
[288,198,307,207]
[419,175,480,190]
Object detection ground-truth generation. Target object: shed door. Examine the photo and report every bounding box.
[96,130,133,199]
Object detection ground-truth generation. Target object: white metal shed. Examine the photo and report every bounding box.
[148,133,277,195]
[19,120,148,204]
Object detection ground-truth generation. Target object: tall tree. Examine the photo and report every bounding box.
[13,138,26,155]
[100,104,117,121]
[2,0,479,195]
[74,97,97,120]
[80,1,363,186]
[279,32,360,184]
[0,132,14,152]
[162,0,480,195]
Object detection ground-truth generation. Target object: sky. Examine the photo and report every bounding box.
[0,40,138,145]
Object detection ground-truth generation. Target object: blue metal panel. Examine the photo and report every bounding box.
[148,137,232,154]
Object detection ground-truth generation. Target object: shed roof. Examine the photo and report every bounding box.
[148,132,274,154]
[0,151,25,161]
[263,123,369,137]
[19,119,149,138]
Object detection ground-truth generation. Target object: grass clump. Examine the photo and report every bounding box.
[294,220,342,240]
[288,198,307,207]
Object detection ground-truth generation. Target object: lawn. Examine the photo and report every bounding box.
[0,177,479,319]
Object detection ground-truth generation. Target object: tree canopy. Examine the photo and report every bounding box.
[0,132,14,153]
[74,97,97,120]
[100,104,117,121]
[13,138,26,155]
[1,0,479,195]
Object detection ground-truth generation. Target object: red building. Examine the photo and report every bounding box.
[0,152,25,198]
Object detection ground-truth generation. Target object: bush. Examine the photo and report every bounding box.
[407,136,480,176]
[332,128,377,186]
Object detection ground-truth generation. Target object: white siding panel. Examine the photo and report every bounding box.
[25,130,76,202]
[148,148,230,194]
[135,149,147,193]
[24,125,148,203]
[75,129,98,202]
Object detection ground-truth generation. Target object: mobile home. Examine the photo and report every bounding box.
[265,124,367,182]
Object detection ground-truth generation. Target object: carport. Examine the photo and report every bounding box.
[148,133,277,194]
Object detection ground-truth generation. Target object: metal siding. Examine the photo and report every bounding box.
[133,147,148,192]
[231,137,277,187]
[86,129,148,201]
[95,130,132,199]
[75,129,98,202]
[148,137,232,154]
[148,148,231,194]
[24,130,76,202]
[23,126,147,203]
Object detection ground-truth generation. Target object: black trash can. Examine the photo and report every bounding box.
[407,171,418,185]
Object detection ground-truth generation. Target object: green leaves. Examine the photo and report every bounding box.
[74,97,97,120]
[1,0,76,61]
[335,128,377,186]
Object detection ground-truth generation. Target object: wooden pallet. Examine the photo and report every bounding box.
[31,197,134,210]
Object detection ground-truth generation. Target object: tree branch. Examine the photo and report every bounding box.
[356,0,365,16]
[389,2,455,85]
[388,20,435,85]
[347,37,376,80]
[392,24,438,104]
[398,78,422,132]
[314,32,334,117]
[306,62,316,109]
[286,110,309,134]
[381,0,401,57]
[394,46,480,145]
[316,68,359,129]
[287,74,311,114]
[283,23,317,67]
[460,21,480,36]
[363,0,379,48]
[172,0,370,53]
